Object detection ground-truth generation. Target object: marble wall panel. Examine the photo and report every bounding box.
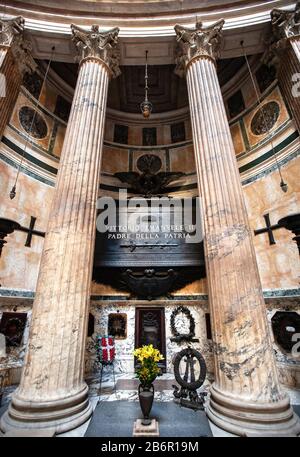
[52,123,66,158]
[169,144,196,173]
[244,86,289,148]
[128,125,142,146]
[101,145,129,174]
[243,156,300,290]
[241,77,258,107]
[230,121,246,156]
[39,81,58,113]
[0,159,52,290]
[104,119,114,142]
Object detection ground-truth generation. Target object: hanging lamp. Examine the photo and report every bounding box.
[140,50,153,118]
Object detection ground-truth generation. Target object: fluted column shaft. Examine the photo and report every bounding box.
[175,19,300,436]
[187,55,280,397]
[0,46,22,139]
[1,24,119,433]
[0,17,34,140]
[277,42,300,132]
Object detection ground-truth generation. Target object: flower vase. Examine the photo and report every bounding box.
[138,383,154,426]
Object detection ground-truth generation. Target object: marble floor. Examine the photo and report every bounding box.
[1,373,300,437]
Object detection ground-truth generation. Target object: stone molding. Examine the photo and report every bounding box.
[71,24,120,78]
[174,19,224,77]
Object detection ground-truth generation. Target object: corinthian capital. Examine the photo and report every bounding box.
[0,16,36,75]
[0,16,24,46]
[174,19,224,76]
[271,2,300,41]
[71,24,120,78]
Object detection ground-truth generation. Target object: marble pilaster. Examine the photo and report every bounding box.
[174,20,300,436]
[270,3,300,131]
[0,25,120,434]
[0,16,36,140]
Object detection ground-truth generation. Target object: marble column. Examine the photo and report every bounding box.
[270,3,300,132]
[0,16,36,140]
[1,25,120,435]
[174,20,300,436]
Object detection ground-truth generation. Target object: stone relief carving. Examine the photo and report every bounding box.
[250,101,280,136]
[174,19,224,77]
[19,106,48,139]
[71,24,121,78]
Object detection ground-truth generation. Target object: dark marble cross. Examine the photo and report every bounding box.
[254,213,280,245]
[18,216,45,247]
[0,216,45,256]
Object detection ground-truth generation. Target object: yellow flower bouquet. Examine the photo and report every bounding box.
[133,344,164,387]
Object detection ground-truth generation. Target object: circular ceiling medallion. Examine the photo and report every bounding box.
[19,106,48,139]
[251,101,280,136]
[137,154,162,173]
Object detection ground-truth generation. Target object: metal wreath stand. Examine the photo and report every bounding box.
[172,346,207,410]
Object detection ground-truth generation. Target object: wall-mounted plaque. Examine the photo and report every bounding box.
[108,313,127,339]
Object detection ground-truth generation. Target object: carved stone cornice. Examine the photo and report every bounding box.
[71,24,120,78]
[0,16,36,75]
[271,2,300,42]
[174,19,224,77]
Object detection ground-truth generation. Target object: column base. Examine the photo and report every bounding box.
[206,384,300,436]
[0,384,93,435]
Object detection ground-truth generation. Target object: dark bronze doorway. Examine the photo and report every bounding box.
[135,307,166,372]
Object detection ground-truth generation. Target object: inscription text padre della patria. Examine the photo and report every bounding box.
[96,190,203,244]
